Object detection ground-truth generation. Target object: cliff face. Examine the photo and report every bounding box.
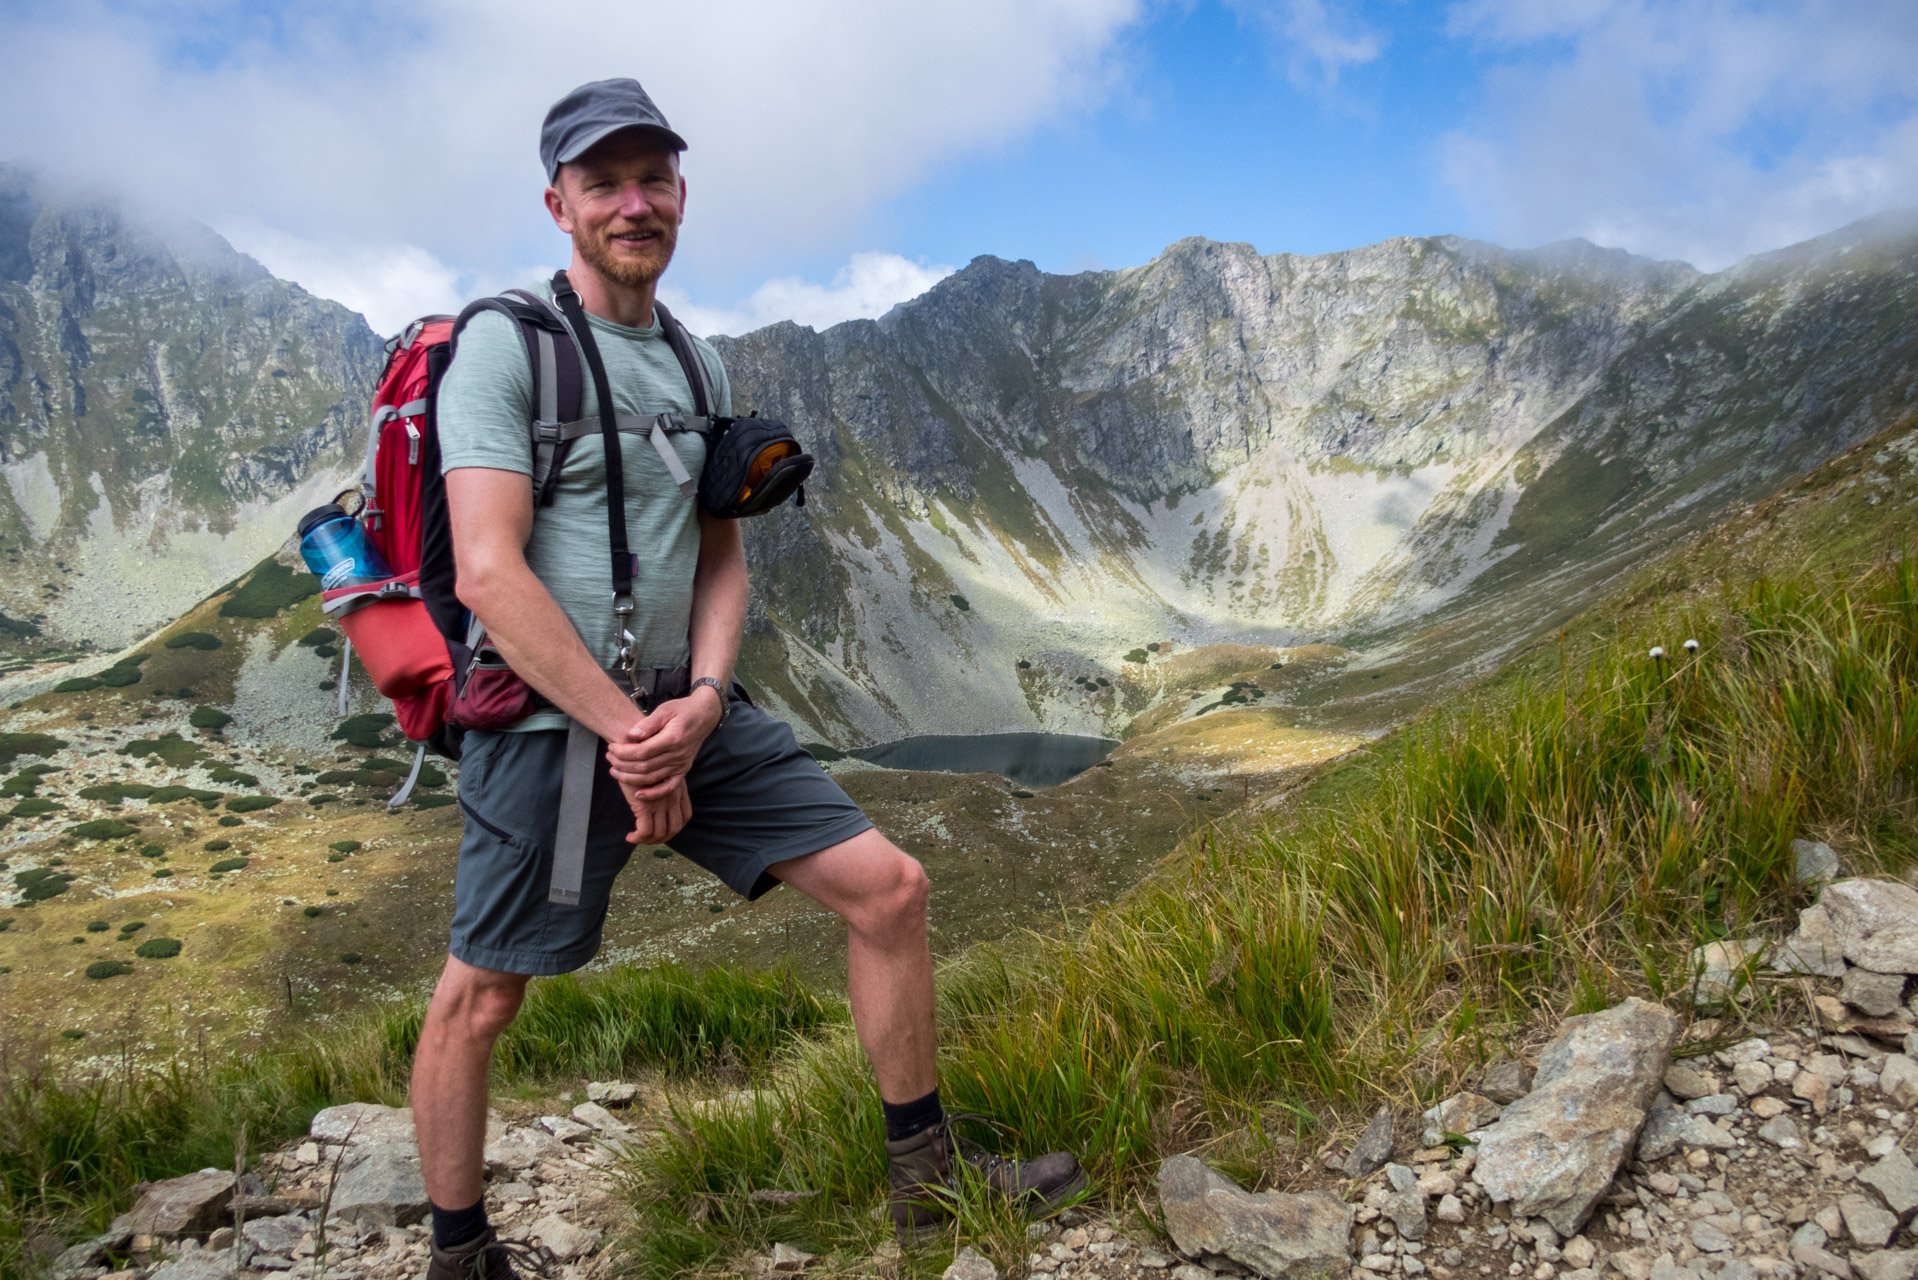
[714,216,1918,743]
[0,166,381,648]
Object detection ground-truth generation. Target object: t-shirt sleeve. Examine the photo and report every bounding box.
[437,310,536,475]
[693,337,734,418]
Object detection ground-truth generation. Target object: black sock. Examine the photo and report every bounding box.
[882,1087,945,1143]
[431,1198,489,1250]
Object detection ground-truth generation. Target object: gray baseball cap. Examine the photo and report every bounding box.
[540,78,687,181]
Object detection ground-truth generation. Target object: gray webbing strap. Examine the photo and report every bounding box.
[336,639,352,716]
[531,328,562,497]
[650,420,696,495]
[388,742,426,809]
[550,717,601,905]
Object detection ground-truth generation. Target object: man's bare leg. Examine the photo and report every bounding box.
[412,956,531,1211]
[769,828,936,1102]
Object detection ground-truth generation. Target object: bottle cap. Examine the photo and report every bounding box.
[297,503,348,539]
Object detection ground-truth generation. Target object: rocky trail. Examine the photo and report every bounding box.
[42,852,1918,1280]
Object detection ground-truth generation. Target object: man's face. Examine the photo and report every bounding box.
[545,134,685,289]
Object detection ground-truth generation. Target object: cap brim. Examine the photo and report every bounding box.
[553,122,688,176]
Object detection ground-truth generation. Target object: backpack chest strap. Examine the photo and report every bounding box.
[534,413,714,496]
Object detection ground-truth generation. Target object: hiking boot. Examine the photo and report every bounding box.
[886,1117,1087,1235]
[424,1226,536,1280]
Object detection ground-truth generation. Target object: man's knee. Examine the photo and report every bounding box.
[428,961,528,1042]
[849,844,929,939]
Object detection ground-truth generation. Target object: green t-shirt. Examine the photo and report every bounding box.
[436,284,732,732]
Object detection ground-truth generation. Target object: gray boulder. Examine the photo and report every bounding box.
[1472,998,1679,1236]
[1860,1150,1918,1218]
[308,1102,415,1147]
[944,1247,1000,1280]
[111,1171,237,1237]
[1774,905,1848,979]
[1159,1155,1353,1280]
[1824,880,1918,975]
[325,1143,429,1228]
[1856,1252,1918,1280]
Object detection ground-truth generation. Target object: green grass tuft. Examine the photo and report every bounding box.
[164,633,223,651]
[189,707,232,731]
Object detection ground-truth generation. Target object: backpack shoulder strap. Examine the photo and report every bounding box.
[652,302,713,420]
[451,293,585,507]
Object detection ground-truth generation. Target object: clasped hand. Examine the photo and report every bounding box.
[605,687,723,845]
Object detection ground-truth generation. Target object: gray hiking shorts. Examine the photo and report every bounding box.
[448,694,872,975]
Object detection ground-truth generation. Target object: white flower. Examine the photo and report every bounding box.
[1649,646,1666,660]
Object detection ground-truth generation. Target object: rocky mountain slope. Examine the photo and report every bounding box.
[716,215,1918,745]
[0,165,382,651]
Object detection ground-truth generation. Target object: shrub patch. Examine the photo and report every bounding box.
[225,796,280,813]
[220,561,320,619]
[328,840,362,853]
[190,707,232,731]
[208,857,249,873]
[84,960,132,980]
[134,937,182,959]
[69,820,137,840]
[165,632,223,651]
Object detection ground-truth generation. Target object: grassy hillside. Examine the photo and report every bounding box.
[0,413,1912,1280]
[616,414,1917,1277]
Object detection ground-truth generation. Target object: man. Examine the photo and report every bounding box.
[412,79,1084,1280]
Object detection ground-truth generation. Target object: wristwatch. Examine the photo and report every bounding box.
[690,676,728,727]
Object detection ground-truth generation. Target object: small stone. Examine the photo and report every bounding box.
[942,1247,998,1280]
[1172,1267,1212,1280]
[1798,1073,1834,1113]
[1436,1197,1466,1224]
[1809,1055,1853,1086]
[1663,1067,1716,1102]
[1854,1252,1918,1280]
[1797,1224,1832,1250]
[294,1143,320,1166]
[1731,1063,1773,1096]
[1818,1205,1847,1238]
[1484,1064,1535,1106]
[530,1216,601,1261]
[1647,1173,1680,1195]
[1687,1094,1739,1116]
[1716,1038,1772,1067]
[1842,1195,1899,1249]
[145,1256,237,1280]
[569,1102,629,1133]
[1848,972,1911,1020]
[1561,1239,1595,1270]
[1689,941,1768,1007]
[1361,1256,1395,1273]
[537,1116,595,1143]
[1419,1170,1457,1198]
[240,1218,307,1260]
[1872,1133,1903,1159]
[1758,1116,1803,1149]
[1860,1150,1918,1217]
[1690,1224,1732,1254]
[1389,1165,1420,1192]
[1348,1109,1397,1179]
[585,1081,638,1106]
[1882,1057,1918,1111]
[771,1242,816,1272]
[1751,1097,1789,1119]
[1610,1249,1653,1280]
[1795,840,1842,884]
[1793,1243,1855,1280]
[1137,1250,1174,1270]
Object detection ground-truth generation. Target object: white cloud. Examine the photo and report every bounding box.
[1440,0,1918,268]
[661,252,955,338]
[218,223,465,337]
[0,0,1141,296]
[1227,0,1383,89]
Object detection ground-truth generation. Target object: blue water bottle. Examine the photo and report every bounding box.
[297,503,392,590]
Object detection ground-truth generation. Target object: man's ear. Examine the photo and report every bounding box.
[544,183,574,236]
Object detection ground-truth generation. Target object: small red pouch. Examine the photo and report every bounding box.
[323,572,454,699]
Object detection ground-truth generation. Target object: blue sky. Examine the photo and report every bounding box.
[2,1,1913,336]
